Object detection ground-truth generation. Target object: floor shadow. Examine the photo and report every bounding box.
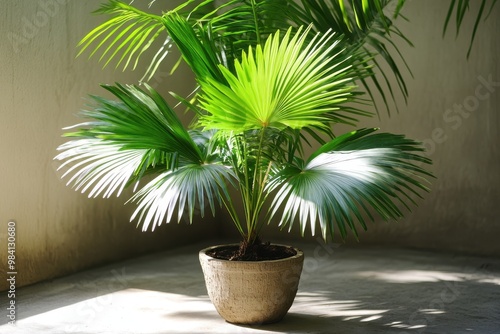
[243,312,414,333]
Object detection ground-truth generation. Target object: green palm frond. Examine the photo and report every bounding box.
[160,13,227,84]
[66,83,203,166]
[129,163,236,231]
[267,128,432,241]
[198,26,364,133]
[55,83,238,230]
[77,0,413,115]
[286,0,411,114]
[187,0,411,115]
[194,0,293,55]
[55,83,205,196]
[79,0,288,81]
[78,0,166,75]
[444,0,498,58]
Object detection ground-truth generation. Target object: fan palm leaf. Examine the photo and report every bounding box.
[198,26,364,133]
[267,128,432,241]
[63,83,203,167]
[55,84,237,231]
[129,163,235,231]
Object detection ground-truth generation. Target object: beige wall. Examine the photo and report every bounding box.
[1,0,499,291]
[0,0,219,291]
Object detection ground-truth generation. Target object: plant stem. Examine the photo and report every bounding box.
[233,134,252,241]
[246,126,269,244]
[250,0,262,45]
[221,194,244,236]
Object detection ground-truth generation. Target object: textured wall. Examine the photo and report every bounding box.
[0,0,218,291]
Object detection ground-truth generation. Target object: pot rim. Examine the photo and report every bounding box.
[199,243,304,264]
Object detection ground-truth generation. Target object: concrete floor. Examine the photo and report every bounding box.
[1,240,499,334]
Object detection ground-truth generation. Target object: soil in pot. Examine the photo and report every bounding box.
[206,239,297,261]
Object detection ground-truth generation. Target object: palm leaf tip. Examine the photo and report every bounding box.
[54,139,146,198]
[77,0,165,72]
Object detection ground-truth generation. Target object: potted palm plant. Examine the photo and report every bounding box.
[55,0,433,325]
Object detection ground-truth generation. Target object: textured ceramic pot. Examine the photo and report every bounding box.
[199,244,304,325]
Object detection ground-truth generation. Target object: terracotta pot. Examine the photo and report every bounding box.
[199,244,304,325]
